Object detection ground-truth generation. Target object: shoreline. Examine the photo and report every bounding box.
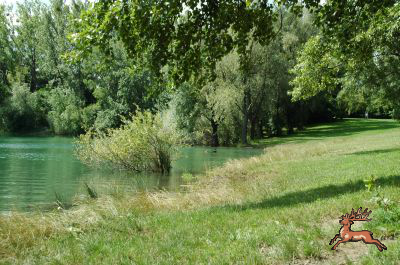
[1,119,399,264]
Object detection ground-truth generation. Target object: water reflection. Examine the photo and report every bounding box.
[0,137,263,211]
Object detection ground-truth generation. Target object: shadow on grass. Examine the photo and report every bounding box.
[296,119,398,138]
[224,175,400,211]
[350,148,400,156]
[255,119,399,148]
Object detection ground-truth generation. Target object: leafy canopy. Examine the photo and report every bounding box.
[73,0,397,85]
[290,2,400,117]
[73,0,283,84]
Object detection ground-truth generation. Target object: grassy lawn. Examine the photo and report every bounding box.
[1,118,400,264]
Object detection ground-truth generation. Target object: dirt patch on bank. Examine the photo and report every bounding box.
[292,238,397,265]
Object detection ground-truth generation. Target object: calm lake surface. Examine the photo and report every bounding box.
[0,136,263,212]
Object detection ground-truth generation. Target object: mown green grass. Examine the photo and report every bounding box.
[1,118,400,264]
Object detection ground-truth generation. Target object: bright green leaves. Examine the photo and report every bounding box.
[76,110,181,173]
[0,4,14,101]
[246,0,252,8]
[367,3,400,58]
[290,36,341,101]
[290,1,400,119]
[72,0,400,96]
[74,0,277,85]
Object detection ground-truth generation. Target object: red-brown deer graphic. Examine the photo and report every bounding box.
[329,207,387,252]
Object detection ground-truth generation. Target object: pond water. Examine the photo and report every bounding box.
[0,136,263,212]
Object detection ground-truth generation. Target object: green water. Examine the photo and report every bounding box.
[0,136,263,212]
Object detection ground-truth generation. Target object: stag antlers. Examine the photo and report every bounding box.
[342,207,372,222]
[330,207,387,252]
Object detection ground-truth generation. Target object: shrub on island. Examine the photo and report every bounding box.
[75,111,180,174]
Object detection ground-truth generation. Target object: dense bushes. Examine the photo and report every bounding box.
[392,105,400,120]
[0,83,47,132]
[75,111,180,173]
[47,87,84,135]
[1,0,399,143]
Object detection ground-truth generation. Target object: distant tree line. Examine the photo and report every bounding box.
[1,0,398,147]
[0,0,164,135]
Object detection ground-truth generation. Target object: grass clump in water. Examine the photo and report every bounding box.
[85,183,98,199]
[75,110,181,174]
[1,119,400,264]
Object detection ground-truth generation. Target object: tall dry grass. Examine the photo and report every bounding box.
[1,120,399,261]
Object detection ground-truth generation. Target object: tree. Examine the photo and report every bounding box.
[78,41,167,132]
[1,0,169,134]
[173,9,326,145]
[290,3,400,118]
[75,1,397,81]
[0,4,14,102]
[290,35,341,101]
[174,79,227,147]
[73,0,282,84]
[14,0,47,92]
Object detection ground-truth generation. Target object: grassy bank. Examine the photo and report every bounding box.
[1,119,400,264]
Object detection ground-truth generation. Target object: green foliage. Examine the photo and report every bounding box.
[74,0,279,83]
[2,119,400,264]
[0,4,14,102]
[290,36,340,101]
[0,83,47,132]
[54,191,72,210]
[308,0,397,53]
[84,183,98,199]
[393,105,400,120]
[47,86,84,135]
[364,174,399,238]
[367,182,395,212]
[76,111,181,173]
[365,181,400,238]
[172,10,327,145]
[73,0,398,86]
[0,0,164,136]
[81,49,164,132]
[290,2,400,118]
[13,0,47,92]
[366,206,400,239]
[181,173,195,182]
[2,0,399,143]
[364,175,377,192]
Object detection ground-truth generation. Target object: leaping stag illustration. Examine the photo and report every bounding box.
[329,207,387,252]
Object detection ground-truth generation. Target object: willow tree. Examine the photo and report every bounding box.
[73,0,400,140]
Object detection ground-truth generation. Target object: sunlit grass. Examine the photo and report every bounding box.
[1,118,399,264]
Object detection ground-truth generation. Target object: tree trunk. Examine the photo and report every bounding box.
[274,98,283,136]
[241,89,250,145]
[287,125,294,134]
[258,122,264,139]
[296,103,306,131]
[250,116,257,140]
[210,118,219,147]
[30,49,37,92]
